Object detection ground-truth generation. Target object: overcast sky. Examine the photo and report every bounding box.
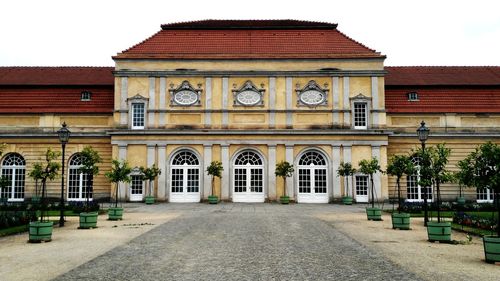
[1,0,499,67]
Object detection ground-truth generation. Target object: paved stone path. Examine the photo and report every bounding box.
[53,204,421,281]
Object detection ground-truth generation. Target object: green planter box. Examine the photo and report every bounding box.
[144,196,155,205]
[79,212,98,229]
[280,196,290,204]
[427,221,452,242]
[366,207,382,221]
[342,196,353,205]
[208,195,219,204]
[483,236,500,264]
[456,197,466,205]
[28,221,53,243]
[108,207,123,221]
[391,212,411,230]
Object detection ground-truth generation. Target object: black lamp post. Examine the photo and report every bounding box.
[417,121,430,226]
[57,122,70,227]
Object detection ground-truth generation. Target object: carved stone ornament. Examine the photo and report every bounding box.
[296,80,328,106]
[169,81,202,106]
[232,80,265,106]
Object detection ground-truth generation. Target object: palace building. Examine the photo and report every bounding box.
[1,20,499,204]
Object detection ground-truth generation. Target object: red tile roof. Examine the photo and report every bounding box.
[0,67,114,86]
[115,20,382,60]
[385,87,500,114]
[385,66,500,86]
[0,86,114,114]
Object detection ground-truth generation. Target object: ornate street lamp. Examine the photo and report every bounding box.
[416,121,430,226]
[57,122,70,227]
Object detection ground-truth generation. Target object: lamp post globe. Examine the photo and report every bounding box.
[57,122,70,227]
[416,120,430,226]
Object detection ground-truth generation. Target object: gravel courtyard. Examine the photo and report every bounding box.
[1,203,498,280]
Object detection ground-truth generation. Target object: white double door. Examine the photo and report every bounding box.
[296,167,329,203]
[232,165,265,203]
[170,166,201,203]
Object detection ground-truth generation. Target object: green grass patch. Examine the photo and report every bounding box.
[386,210,498,219]
[0,224,29,237]
[452,223,497,237]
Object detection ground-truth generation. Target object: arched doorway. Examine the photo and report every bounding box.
[232,150,265,203]
[296,150,329,203]
[170,150,201,203]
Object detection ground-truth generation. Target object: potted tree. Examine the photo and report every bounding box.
[457,141,500,263]
[78,146,102,229]
[275,161,294,204]
[358,157,384,221]
[140,165,161,204]
[337,162,356,205]
[206,161,223,204]
[28,148,61,242]
[28,163,43,204]
[105,159,131,220]
[453,169,467,205]
[386,154,415,230]
[418,143,454,242]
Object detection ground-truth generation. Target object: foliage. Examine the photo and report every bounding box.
[30,148,61,221]
[453,211,498,233]
[139,164,161,197]
[386,155,415,212]
[207,161,223,178]
[275,161,294,197]
[78,146,102,211]
[337,162,356,197]
[105,159,132,207]
[0,143,6,156]
[358,158,383,207]
[207,161,223,197]
[457,141,500,236]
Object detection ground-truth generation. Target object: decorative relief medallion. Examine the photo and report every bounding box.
[296,80,328,106]
[169,81,202,106]
[232,81,265,106]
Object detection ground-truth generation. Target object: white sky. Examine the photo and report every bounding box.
[1,0,499,66]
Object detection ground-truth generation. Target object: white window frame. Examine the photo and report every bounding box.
[81,91,92,101]
[232,80,265,107]
[405,158,433,203]
[1,153,25,202]
[67,154,93,202]
[354,174,369,203]
[477,188,494,203]
[127,94,148,130]
[169,80,202,107]
[131,103,145,129]
[350,94,371,130]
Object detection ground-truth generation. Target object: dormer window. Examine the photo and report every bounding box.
[407,92,419,101]
[296,80,328,107]
[81,91,92,101]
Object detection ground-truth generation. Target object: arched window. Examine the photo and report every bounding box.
[234,151,264,193]
[406,156,433,202]
[68,154,92,201]
[1,153,26,201]
[170,150,200,195]
[297,151,327,195]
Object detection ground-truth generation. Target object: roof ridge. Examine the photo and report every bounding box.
[160,19,338,30]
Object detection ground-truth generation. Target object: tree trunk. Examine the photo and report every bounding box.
[40,178,47,221]
[211,176,215,197]
[115,182,119,208]
[397,177,401,213]
[437,180,441,223]
[346,177,349,197]
[283,176,287,197]
[370,174,375,208]
[86,173,92,212]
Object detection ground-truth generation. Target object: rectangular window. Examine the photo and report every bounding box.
[131,175,143,195]
[353,102,367,129]
[132,103,145,129]
[477,188,494,203]
[81,91,92,101]
[355,175,368,202]
[406,173,433,202]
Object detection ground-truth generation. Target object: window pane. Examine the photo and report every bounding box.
[356,176,368,196]
[132,103,145,128]
[298,169,311,193]
[354,103,367,128]
[234,168,246,193]
[314,169,327,193]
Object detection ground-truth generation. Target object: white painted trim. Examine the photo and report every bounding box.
[157,145,167,200]
[222,77,229,127]
[112,139,388,147]
[295,148,330,203]
[286,77,293,128]
[332,145,341,198]
[221,144,230,200]
[371,77,379,109]
[268,144,277,200]
[230,147,267,203]
[205,77,212,127]
[203,144,212,199]
[167,147,203,203]
[269,77,276,128]
[159,77,166,126]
